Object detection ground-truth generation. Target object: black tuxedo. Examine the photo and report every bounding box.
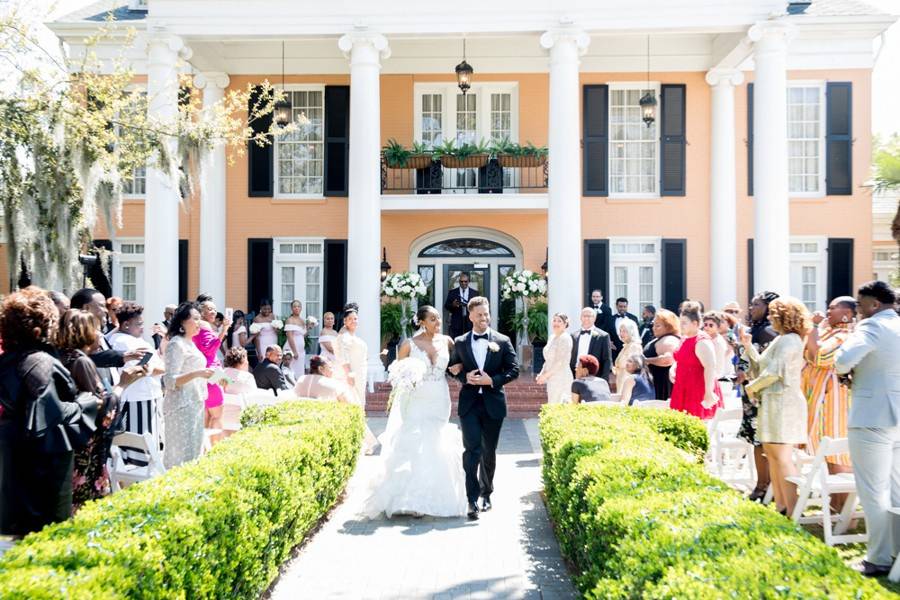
[591,303,614,338]
[569,327,612,379]
[253,359,291,395]
[609,312,641,358]
[449,329,518,504]
[639,319,654,347]
[444,286,477,339]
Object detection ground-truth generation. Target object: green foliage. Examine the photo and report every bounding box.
[512,300,549,343]
[539,404,891,599]
[433,138,490,160]
[380,301,403,343]
[0,401,363,599]
[873,134,900,192]
[489,137,549,159]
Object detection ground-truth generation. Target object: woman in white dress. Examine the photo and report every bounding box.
[252,300,278,360]
[317,312,338,363]
[536,313,574,404]
[283,300,307,379]
[364,305,467,518]
[334,309,368,406]
[293,355,353,403]
[612,318,643,394]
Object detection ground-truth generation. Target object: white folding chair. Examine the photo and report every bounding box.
[889,508,900,582]
[788,437,867,546]
[706,408,755,483]
[108,432,166,492]
[633,399,670,410]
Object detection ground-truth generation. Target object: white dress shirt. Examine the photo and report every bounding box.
[459,286,470,316]
[577,328,592,359]
[472,328,489,371]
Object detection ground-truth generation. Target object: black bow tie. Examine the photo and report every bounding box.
[580,330,592,336]
[473,333,489,341]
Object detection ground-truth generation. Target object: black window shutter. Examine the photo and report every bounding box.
[90,239,113,299]
[583,85,609,196]
[247,238,273,311]
[747,239,754,305]
[323,239,348,321]
[826,82,852,195]
[660,84,686,196]
[583,239,609,304]
[827,238,854,300]
[661,239,687,312]
[324,86,350,197]
[248,86,274,197]
[747,83,754,196]
[178,240,189,303]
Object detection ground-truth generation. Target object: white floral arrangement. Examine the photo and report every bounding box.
[501,269,547,300]
[249,323,263,334]
[382,272,428,300]
[306,316,319,329]
[271,319,284,330]
[386,356,428,410]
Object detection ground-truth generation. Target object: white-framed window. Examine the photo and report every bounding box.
[420,93,444,148]
[787,82,825,196]
[414,83,518,148]
[272,238,324,348]
[789,236,827,312]
[609,83,659,198]
[274,85,325,198]
[112,239,145,303]
[120,89,148,198]
[609,237,661,311]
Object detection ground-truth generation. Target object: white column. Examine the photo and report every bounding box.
[748,21,795,296]
[195,72,230,305]
[540,26,590,328]
[144,30,189,325]
[338,29,390,382]
[706,68,743,309]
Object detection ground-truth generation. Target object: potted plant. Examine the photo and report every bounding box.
[491,138,548,168]
[381,271,428,341]
[382,139,433,170]
[434,138,490,169]
[501,269,548,372]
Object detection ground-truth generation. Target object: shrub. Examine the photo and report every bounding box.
[0,401,364,599]
[540,404,891,599]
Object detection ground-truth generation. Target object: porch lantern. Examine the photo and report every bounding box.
[455,38,473,95]
[540,248,548,277]
[273,41,292,128]
[380,248,392,281]
[638,35,656,128]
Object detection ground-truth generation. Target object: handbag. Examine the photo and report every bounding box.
[745,373,780,399]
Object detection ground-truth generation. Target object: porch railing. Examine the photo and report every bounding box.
[380,154,548,195]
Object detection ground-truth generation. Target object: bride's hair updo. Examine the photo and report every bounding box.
[414,305,439,328]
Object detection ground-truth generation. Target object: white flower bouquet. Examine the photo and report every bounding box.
[249,323,263,334]
[306,316,319,329]
[382,272,428,301]
[386,356,429,412]
[501,269,547,300]
[271,319,284,330]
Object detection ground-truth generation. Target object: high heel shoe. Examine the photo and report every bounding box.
[748,487,767,502]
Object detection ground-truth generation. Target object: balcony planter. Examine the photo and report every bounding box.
[491,138,549,169]
[382,139,433,169]
[440,154,490,169]
[497,154,547,168]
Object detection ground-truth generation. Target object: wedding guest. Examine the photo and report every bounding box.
[283,300,307,379]
[643,309,681,401]
[740,297,811,516]
[670,302,722,420]
[162,302,213,469]
[318,312,338,362]
[722,301,742,321]
[151,304,176,351]
[569,307,611,379]
[803,296,856,511]
[835,280,900,577]
[0,287,100,536]
[70,288,143,388]
[48,290,69,315]
[226,310,248,350]
[619,354,656,406]
[639,304,656,346]
[222,347,258,394]
[195,300,231,432]
[536,313,574,404]
[589,289,615,340]
[281,351,298,387]
[737,291,780,502]
[611,297,640,360]
[334,308,368,407]
[294,355,353,403]
[706,311,737,403]
[570,355,611,404]
[253,345,291,395]
[104,296,123,335]
[612,318,642,393]
[444,272,476,339]
[251,299,278,360]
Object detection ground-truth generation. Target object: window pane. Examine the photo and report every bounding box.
[276,89,325,195]
[786,85,822,193]
[609,87,657,195]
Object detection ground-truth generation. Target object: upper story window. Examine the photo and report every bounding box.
[414,83,518,148]
[609,84,659,197]
[120,90,147,198]
[275,86,324,198]
[787,83,825,196]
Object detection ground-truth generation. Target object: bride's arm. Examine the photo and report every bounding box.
[446,337,462,375]
[397,340,411,360]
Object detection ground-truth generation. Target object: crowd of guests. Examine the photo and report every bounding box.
[0,287,372,539]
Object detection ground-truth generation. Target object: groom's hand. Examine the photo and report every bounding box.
[448,364,463,376]
[467,369,492,386]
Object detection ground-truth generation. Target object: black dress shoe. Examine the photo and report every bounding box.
[467,502,479,520]
[480,496,492,512]
[859,560,891,577]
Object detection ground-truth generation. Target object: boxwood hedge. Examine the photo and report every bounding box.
[540,404,891,599]
[0,400,363,599]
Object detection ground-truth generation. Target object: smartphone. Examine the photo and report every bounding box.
[225,307,234,321]
[137,351,153,367]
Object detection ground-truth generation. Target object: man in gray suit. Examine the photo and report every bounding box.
[835,280,900,578]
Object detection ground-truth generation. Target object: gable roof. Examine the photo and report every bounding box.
[55,1,147,23]
[803,0,890,17]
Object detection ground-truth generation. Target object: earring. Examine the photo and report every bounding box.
[841,315,849,323]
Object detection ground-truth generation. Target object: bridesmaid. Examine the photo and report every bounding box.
[334,307,378,453]
[195,300,231,434]
[283,300,307,379]
[536,313,574,404]
[252,299,278,360]
[318,312,338,362]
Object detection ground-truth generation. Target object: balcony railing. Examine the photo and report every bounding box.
[380,154,548,195]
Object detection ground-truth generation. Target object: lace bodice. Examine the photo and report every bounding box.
[409,338,449,382]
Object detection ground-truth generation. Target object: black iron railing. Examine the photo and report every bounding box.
[380,155,548,194]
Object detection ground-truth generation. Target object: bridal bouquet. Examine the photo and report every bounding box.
[501,269,547,300]
[382,272,428,300]
[387,356,428,393]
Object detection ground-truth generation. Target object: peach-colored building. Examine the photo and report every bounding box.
[25,0,895,378]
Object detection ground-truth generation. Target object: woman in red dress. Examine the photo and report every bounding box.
[670,302,722,420]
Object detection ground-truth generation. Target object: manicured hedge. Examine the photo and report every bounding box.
[540,404,890,599]
[0,400,364,599]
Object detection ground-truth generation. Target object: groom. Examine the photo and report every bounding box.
[449,296,519,520]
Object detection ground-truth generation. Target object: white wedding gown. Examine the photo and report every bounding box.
[362,341,467,518]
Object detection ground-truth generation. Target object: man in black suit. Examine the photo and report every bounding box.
[570,307,612,379]
[449,296,518,520]
[639,304,656,347]
[444,272,477,339]
[253,345,291,395]
[589,289,614,338]
[610,297,641,360]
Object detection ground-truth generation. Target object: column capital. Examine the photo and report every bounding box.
[705,68,744,87]
[195,71,231,90]
[539,26,590,57]
[748,20,796,47]
[145,26,192,61]
[338,28,390,62]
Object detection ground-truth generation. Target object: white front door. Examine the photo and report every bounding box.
[789,237,827,312]
[609,238,661,311]
[272,238,324,349]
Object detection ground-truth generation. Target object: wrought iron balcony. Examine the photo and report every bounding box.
[380,154,548,195]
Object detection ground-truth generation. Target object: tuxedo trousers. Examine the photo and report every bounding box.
[459,398,504,503]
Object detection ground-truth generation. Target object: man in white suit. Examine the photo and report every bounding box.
[835,280,900,577]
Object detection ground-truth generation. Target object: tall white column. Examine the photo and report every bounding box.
[145,30,189,325]
[706,68,743,309]
[195,72,230,305]
[338,29,390,382]
[749,21,795,296]
[540,26,590,327]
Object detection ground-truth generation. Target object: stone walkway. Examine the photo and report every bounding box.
[270,418,576,600]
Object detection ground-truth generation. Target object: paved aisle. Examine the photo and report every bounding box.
[270,418,576,600]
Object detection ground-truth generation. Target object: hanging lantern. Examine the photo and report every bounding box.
[380,248,392,281]
[455,38,473,95]
[274,41,292,128]
[639,91,657,127]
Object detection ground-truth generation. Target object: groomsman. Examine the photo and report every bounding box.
[589,289,614,337]
[639,305,656,347]
[610,297,641,359]
[444,273,477,339]
[570,307,612,379]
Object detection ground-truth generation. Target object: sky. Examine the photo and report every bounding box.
[3,0,900,137]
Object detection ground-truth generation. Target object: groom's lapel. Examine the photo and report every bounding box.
[461,330,476,369]
[483,330,499,373]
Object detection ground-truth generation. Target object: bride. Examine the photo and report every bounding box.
[363,305,467,518]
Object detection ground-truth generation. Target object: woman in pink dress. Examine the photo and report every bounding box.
[195,300,231,433]
[670,302,722,420]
